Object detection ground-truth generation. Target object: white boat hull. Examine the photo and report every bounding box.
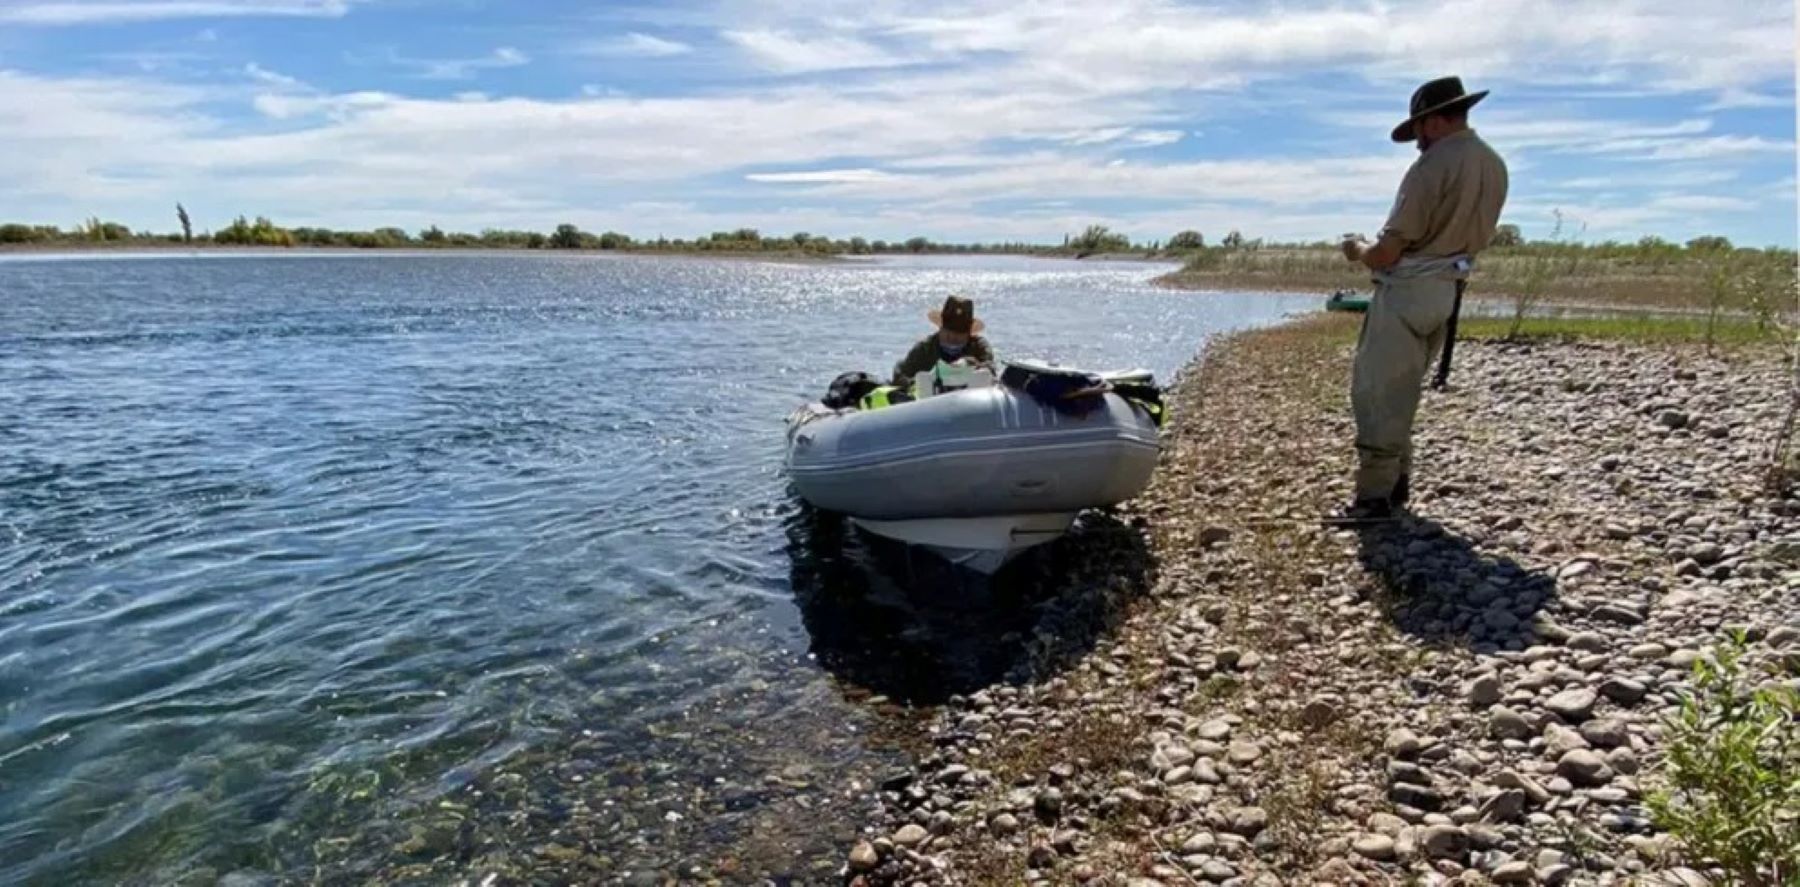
[850,513,1077,574]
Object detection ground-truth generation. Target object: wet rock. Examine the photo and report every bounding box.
[1034,788,1064,821]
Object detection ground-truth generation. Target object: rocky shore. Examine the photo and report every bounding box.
[844,315,1799,885]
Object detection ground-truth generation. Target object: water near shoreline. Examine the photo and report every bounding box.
[0,252,1313,883]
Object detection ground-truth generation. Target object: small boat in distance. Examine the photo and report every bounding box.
[1326,289,1371,313]
[785,361,1162,573]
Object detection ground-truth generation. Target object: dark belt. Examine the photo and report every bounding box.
[1430,279,1467,389]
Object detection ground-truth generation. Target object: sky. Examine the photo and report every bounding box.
[0,0,1795,246]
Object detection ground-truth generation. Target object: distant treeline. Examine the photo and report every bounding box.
[0,216,1787,265]
[1,215,1153,255]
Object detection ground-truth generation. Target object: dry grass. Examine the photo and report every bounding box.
[985,711,1141,788]
[1159,245,1798,315]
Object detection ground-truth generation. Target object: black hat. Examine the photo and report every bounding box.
[927,295,984,335]
[1392,76,1489,143]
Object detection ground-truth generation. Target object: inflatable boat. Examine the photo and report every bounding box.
[785,362,1162,573]
[1325,289,1370,313]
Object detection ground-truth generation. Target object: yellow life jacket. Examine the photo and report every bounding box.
[858,385,904,411]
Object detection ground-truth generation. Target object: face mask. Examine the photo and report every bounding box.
[938,341,967,359]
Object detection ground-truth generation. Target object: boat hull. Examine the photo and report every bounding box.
[785,385,1159,569]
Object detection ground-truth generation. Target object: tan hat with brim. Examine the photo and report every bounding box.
[1392,76,1489,143]
[928,295,985,334]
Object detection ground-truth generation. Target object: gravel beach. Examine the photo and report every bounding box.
[845,314,1799,886]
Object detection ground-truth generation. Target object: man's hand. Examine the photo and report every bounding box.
[1359,233,1405,271]
[1340,234,1367,263]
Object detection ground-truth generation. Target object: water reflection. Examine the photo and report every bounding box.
[785,503,1155,704]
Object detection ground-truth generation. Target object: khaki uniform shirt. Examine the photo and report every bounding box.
[892,333,994,385]
[1381,129,1509,259]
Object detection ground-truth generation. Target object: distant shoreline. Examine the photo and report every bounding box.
[0,241,846,262]
[0,242,1192,268]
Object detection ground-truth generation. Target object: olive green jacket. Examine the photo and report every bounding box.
[892,333,995,385]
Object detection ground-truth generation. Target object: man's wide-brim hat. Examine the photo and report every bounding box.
[928,295,985,335]
[1392,76,1488,143]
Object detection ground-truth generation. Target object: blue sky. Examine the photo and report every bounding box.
[0,0,1794,246]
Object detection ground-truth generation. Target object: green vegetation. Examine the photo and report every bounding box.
[1167,230,1205,250]
[1067,223,1131,256]
[1505,211,1585,338]
[1163,230,1797,314]
[0,216,1079,256]
[214,215,295,247]
[1647,633,1799,887]
[1460,313,1785,346]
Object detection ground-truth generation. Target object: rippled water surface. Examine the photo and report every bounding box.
[0,252,1313,883]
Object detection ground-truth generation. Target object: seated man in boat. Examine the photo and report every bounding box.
[891,295,995,386]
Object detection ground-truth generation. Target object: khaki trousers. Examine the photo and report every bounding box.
[1351,276,1459,500]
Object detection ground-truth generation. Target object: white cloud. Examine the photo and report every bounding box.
[1702,88,1793,111]
[746,168,897,184]
[1124,129,1183,149]
[244,62,304,90]
[0,0,351,25]
[1557,170,1738,190]
[0,0,1792,247]
[1650,194,1756,212]
[1629,135,1796,161]
[580,32,693,58]
[391,46,530,81]
[724,29,910,73]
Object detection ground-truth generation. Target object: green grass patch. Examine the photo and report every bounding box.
[1459,314,1788,346]
[1648,633,1800,886]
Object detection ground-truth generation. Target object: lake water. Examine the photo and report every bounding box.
[0,252,1313,884]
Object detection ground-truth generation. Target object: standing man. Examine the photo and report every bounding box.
[1336,77,1508,521]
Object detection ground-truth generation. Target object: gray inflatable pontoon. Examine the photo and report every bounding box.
[785,369,1160,572]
